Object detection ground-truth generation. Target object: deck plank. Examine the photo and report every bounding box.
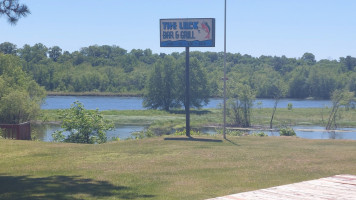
[207,174,356,200]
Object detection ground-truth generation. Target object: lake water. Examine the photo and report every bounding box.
[33,124,356,142]
[202,126,356,140]
[32,124,147,142]
[37,96,355,141]
[41,96,332,110]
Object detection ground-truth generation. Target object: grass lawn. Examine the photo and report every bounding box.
[1,136,356,199]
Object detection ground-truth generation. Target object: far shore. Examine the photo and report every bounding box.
[45,92,329,100]
[46,91,143,97]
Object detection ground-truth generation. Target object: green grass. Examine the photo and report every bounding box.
[1,136,356,199]
[252,108,333,126]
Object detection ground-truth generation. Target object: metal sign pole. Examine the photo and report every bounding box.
[160,18,215,138]
[185,46,190,137]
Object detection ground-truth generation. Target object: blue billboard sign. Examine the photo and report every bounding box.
[160,18,215,47]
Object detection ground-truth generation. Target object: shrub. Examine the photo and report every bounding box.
[131,129,155,139]
[279,127,296,136]
[227,130,245,136]
[52,101,114,144]
[287,103,293,110]
[251,132,268,137]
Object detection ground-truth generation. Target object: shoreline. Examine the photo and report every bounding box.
[46,91,143,97]
[46,92,330,100]
[204,125,356,132]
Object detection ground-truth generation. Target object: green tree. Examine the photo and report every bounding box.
[0,0,30,24]
[18,43,48,63]
[0,90,40,124]
[143,56,178,111]
[176,57,210,108]
[269,79,288,129]
[326,89,354,130]
[0,42,17,54]
[253,68,281,98]
[226,83,255,127]
[301,52,316,65]
[53,101,114,144]
[340,56,356,71]
[307,67,339,99]
[288,66,309,98]
[0,54,46,124]
[48,46,62,62]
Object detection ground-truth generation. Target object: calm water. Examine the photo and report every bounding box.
[37,96,354,141]
[32,124,146,142]
[41,96,332,110]
[235,126,356,140]
[33,124,356,141]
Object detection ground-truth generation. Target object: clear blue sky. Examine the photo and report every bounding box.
[1,0,355,60]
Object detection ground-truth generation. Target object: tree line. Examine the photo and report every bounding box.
[1,42,356,101]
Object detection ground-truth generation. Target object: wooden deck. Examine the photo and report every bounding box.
[207,174,356,200]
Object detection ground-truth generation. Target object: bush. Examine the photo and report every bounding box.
[227,130,245,136]
[287,103,293,110]
[215,129,246,136]
[131,129,155,139]
[279,127,296,136]
[251,132,268,137]
[52,101,114,144]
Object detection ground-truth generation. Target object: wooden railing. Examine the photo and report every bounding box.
[0,122,31,140]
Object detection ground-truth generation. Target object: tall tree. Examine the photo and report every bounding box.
[301,52,316,65]
[288,66,310,98]
[18,43,48,63]
[143,56,178,111]
[269,79,288,129]
[0,0,30,25]
[226,83,255,127]
[326,90,354,130]
[48,46,62,62]
[176,57,210,108]
[340,56,356,71]
[0,42,17,54]
[0,54,46,124]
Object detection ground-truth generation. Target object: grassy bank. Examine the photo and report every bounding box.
[1,136,356,199]
[40,107,356,133]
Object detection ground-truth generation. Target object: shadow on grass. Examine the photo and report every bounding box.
[164,137,222,143]
[225,138,240,146]
[0,174,154,200]
[169,109,211,115]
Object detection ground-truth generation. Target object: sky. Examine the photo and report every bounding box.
[1,0,356,60]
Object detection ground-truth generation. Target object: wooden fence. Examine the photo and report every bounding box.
[0,122,31,140]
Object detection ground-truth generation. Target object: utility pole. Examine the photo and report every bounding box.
[185,47,190,137]
[223,0,227,139]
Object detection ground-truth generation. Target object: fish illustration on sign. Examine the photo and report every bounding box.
[201,22,211,39]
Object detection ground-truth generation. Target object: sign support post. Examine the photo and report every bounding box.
[160,18,215,138]
[185,47,190,137]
